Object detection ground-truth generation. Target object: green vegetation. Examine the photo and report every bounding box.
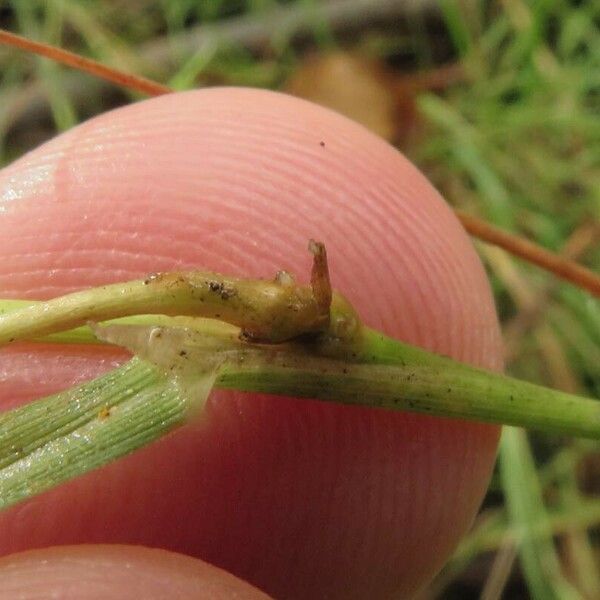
[0,1,598,597]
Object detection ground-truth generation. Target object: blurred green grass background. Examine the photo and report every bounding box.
[0,1,598,597]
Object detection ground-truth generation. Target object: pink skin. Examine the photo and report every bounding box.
[0,88,503,598]
[0,545,271,599]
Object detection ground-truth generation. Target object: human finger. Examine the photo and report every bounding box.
[0,88,502,599]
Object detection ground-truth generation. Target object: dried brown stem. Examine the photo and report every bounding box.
[504,222,600,362]
[392,62,466,93]
[1,28,597,299]
[456,210,600,299]
[0,29,170,97]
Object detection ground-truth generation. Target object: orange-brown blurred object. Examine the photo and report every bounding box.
[286,51,464,146]
[286,52,399,141]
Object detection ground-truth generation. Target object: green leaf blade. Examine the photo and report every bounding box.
[0,357,215,512]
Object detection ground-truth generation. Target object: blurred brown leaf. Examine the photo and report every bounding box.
[286,51,465,146]
[286,51,398,141]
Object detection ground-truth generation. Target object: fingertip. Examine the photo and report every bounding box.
[0,545,271,600]
[0,88,503,598]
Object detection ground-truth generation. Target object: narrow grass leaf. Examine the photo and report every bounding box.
[500,427,582,600]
